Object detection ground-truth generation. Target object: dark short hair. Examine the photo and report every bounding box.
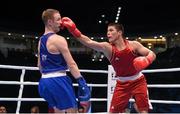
[108,22,124,36]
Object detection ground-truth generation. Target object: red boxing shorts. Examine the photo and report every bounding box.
[110,75,152,113]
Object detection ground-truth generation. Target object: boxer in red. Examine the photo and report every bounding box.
[62,17,156,113]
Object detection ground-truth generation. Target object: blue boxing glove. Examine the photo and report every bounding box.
[76,76,91,101]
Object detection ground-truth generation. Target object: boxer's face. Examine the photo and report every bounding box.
[107,26,121,43]
[48,13,62,33]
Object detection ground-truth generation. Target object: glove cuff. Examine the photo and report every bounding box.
[77,76,87,86]
[71,28,81,37]
[146,53,154,64]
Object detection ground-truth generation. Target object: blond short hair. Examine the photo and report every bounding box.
[42,9,60,25]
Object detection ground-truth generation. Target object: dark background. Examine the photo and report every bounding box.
[0,0,180,36]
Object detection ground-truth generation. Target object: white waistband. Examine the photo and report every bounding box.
[41,71,67,78]
[116,72,143,82]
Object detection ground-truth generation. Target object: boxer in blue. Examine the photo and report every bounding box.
[37,9,90,113]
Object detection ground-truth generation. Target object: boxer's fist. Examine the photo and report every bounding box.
[133,52,154,71]
[76,76,91,102]
[133,56,150,71]
[62,17,81,37]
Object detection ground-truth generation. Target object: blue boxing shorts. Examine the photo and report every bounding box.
[38,75,77,110]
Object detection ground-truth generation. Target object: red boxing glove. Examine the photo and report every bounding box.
[133,53,154,71]
[79,101,91,113]
[61,17,81,37]
[48,108,54,113]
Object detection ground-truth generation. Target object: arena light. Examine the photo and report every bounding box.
[91,58,95,61]
[175,33,178,35]
[101,14,105,18]
[100,54,104,59]
[99,58,102,61]
[154,36,158,39]
[98,20,102,24]
[115,7,121,23]
[35,54,38,57]
[22,35,25,37]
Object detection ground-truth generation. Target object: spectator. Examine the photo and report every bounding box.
[0,105,7,113]
[30,106,39,114]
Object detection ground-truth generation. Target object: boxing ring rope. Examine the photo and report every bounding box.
[0,65,180,113]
